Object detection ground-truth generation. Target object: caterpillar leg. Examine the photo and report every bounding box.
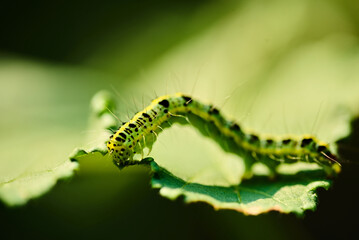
[138,142,144,159]
[146,146,153,156]
[266,165,279,180]
[255,154,281,179]
[242,159,255,179]
[240,151,256,180]
[144,132,156,156]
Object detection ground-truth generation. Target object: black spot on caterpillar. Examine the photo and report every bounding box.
[107,93,341,177]
[301,138,314,147]
[159,99,170,108]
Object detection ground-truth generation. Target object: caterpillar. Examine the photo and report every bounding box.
[107,93,341,177]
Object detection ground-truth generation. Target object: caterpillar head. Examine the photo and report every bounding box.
[107,135,133,165]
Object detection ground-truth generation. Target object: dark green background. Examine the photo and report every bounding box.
[1,1,358,239]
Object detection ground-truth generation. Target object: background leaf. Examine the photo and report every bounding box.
[0,60,113,206]
[1,0,359,239]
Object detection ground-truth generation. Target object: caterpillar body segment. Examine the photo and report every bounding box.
[107,93,341,177]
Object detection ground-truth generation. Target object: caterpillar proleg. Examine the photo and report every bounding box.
[107,93,341,177]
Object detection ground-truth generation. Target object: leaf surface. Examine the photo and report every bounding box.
[149,159,330,216]
[0,60,111,206]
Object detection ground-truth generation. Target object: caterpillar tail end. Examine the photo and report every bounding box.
[332,162,341,174]
[323,163,341,178]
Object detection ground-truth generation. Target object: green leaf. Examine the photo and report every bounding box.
[0,59,115,206]
[149,159,330,216]
[0,160,78,207]
[70,142,331,216]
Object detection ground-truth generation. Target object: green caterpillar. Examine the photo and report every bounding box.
[107,93,341,177]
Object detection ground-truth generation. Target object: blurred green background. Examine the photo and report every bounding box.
[1,0,359,239]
